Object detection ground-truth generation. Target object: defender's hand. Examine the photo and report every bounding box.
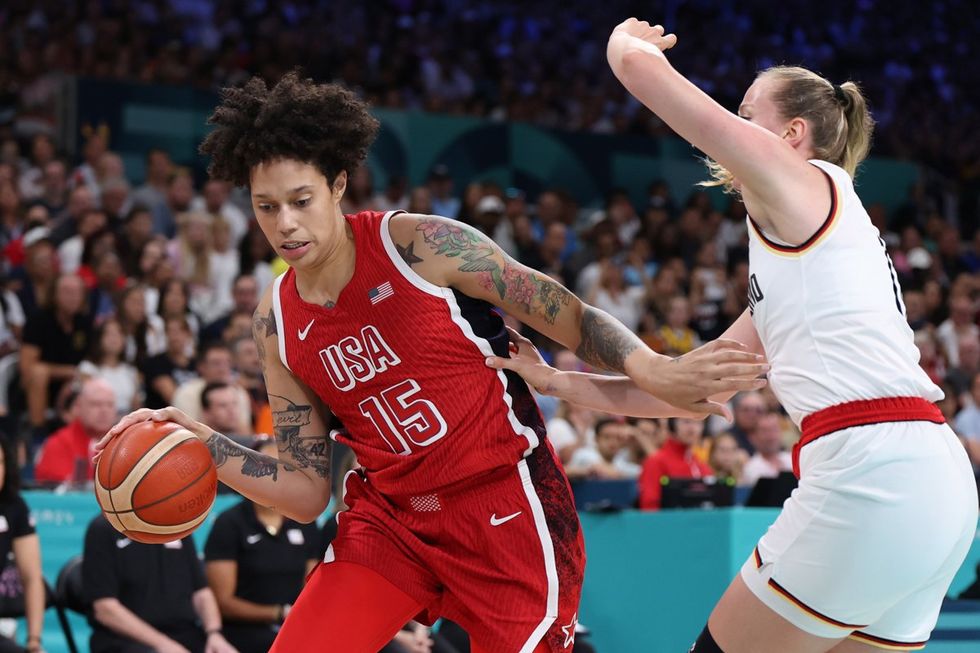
[484,327,559,394]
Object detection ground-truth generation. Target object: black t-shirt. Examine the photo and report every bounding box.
[140,353,197,409]
[0,495,35,571]
[204,501,320,608]
[22,309,91,367]
[83,515,207,653]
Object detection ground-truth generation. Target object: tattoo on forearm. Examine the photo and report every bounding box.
[206,431,296,481]
[269,394,330,479]
[415,220,571,324]
[575,307,640,372]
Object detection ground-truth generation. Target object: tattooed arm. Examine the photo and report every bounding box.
[388,213,767,417]
[97,289,332,523]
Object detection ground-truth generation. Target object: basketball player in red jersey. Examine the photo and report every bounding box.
[98,73,767,653]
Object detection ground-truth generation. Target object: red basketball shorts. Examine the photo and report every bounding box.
[321,444,584,652]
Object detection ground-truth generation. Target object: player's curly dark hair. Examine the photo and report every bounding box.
[199,72,380,187]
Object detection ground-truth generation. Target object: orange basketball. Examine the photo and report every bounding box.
[94,420,217,544]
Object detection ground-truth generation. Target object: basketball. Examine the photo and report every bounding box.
[94,421,217,544]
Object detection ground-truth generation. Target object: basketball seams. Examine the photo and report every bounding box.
[108,429,197,512]
[105,464,216,519]
[128,437,212,511]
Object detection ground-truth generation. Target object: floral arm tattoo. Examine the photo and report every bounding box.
[413,218,641,372]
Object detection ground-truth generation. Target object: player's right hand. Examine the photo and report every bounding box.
[639,339,769,420]
[93,406,211,465]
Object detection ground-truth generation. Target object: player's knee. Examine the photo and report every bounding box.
[689,624,725,653]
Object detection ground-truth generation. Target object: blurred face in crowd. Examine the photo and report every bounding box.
[903,291,925,324]
[97,152,124,181]
[751,413,784,456]
[169,174,195,210]
[32,134,55,166]
[25,204,50,227]
[250,159,348,272]
[101,179,130,216]
[536,191,562,226]
[232,276,259,314]
[78,209,108,237]
[667,296,692,329]
[120,286,146,324]
[68,186,95,219]
[126,209,154,245]
[950,294,975,326]
[181,213,211,250]
[234,338,262,377]
[408,186,432,214]
[710,433,741,476]
[203,179,230,212]
[635,418,665,451]
[43,160,67,196]
[25,241,56,282]
[734,392,765,431]
[203,385,240,433]
[165,318,192,356]
[147,150,174,184]
[76,379,118,435]
[99,319,126,359]
[95,252,122,287]
[595,422,626,461]
[83,133,108,166]
[673,418,703,448]
[54,275,86,316]
[139,239,165,277]
[200,347,234,382]
[958,335,980,370]
[0,182,19,215]
[161,280,189,316]
[541,223,567,258]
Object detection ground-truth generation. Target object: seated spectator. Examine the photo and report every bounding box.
[83,515,236,653]
[231,338,266,426]
[20,273,92,433]
[0,437,45,653]
[201,382,252,446]
[740,412,793,488]
[33,377,116,486]
[725,392,765,455]
[566,418,641,480]
[77,318,141,415]
[116,283,166,366]
[638,418,713,511]
[0,288,25,420]
[947,333,980,404]
[204,437,321,653]
[657,296,701,356]
[13,229,57,320]
[141,316,197,410]
[172,342,251,432]
[708,432,747,486]
[546,400,594,465]
[200,275,259,346]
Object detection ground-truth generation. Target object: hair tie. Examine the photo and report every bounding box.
[832,84,847,106]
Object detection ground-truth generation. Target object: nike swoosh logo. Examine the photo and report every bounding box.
[116,538,132,549]
[298,319,315,340]
[246,534,262,544]
[490,511,522,527]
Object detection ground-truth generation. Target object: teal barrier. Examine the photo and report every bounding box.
[20,493,980,652]
[74,78,920,214]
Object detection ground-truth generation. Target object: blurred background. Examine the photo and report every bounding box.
[0,1,979,652]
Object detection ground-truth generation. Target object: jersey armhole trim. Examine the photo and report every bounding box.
[271,273,291,373]
[379,211,449,298]
[748,168,841,257]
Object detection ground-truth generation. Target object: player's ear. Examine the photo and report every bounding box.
[331,170,348,203]
[781,116,808,148]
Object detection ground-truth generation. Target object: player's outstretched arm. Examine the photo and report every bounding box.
[486,326,766,419]
[605,18,830,243]
[95,291,332,524]
[389,213,767,418]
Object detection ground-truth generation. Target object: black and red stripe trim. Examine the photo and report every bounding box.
[748,169,838,253]
[767,578,867,629]
[753,547,763,569]
[849,631,927,650]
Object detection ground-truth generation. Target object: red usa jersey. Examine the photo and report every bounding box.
[271,211,546,495]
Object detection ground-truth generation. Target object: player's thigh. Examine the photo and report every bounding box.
[827,640,882,653]
[708,575,845,653]
[270,560,425,653]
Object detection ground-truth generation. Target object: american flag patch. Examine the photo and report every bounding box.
[368,281,394,305]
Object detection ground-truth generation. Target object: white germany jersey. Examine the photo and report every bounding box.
[747,159,942,427]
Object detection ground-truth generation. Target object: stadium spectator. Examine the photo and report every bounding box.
[725,392,766,455]
[546,400,595,465]
[947,333,980,403]
[566,417,641,480]
[638,418,713,511]
[708,432,746,486]
[740,412,794,489]
[77,318,141,415]
[0,437,45,653]
[141,316,197,410]
[14,228,57,319]
[204,438,321,653]
[938,294,979,368]
[131,149,174,221]
[171,342,250,431]
[200,275,259,346]
[83,515,236,653]
[20,274,92,432]
[190,179,249,249]
[116,283,166,366]
[33,377,115,485]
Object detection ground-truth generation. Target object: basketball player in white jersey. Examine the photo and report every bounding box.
[486,18,978,653]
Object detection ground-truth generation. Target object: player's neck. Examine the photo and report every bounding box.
[293,222,356,306]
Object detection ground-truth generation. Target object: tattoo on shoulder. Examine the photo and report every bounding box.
[396,241,424,267]
[575,307,639,373]
[415,219,571,324]
[269,394,330,479]
[206,431,295,481]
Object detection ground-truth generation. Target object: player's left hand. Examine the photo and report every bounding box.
[608,18,678,69]
[205,632,238,653]
[93,406,212,465]
[484,327,559,394]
